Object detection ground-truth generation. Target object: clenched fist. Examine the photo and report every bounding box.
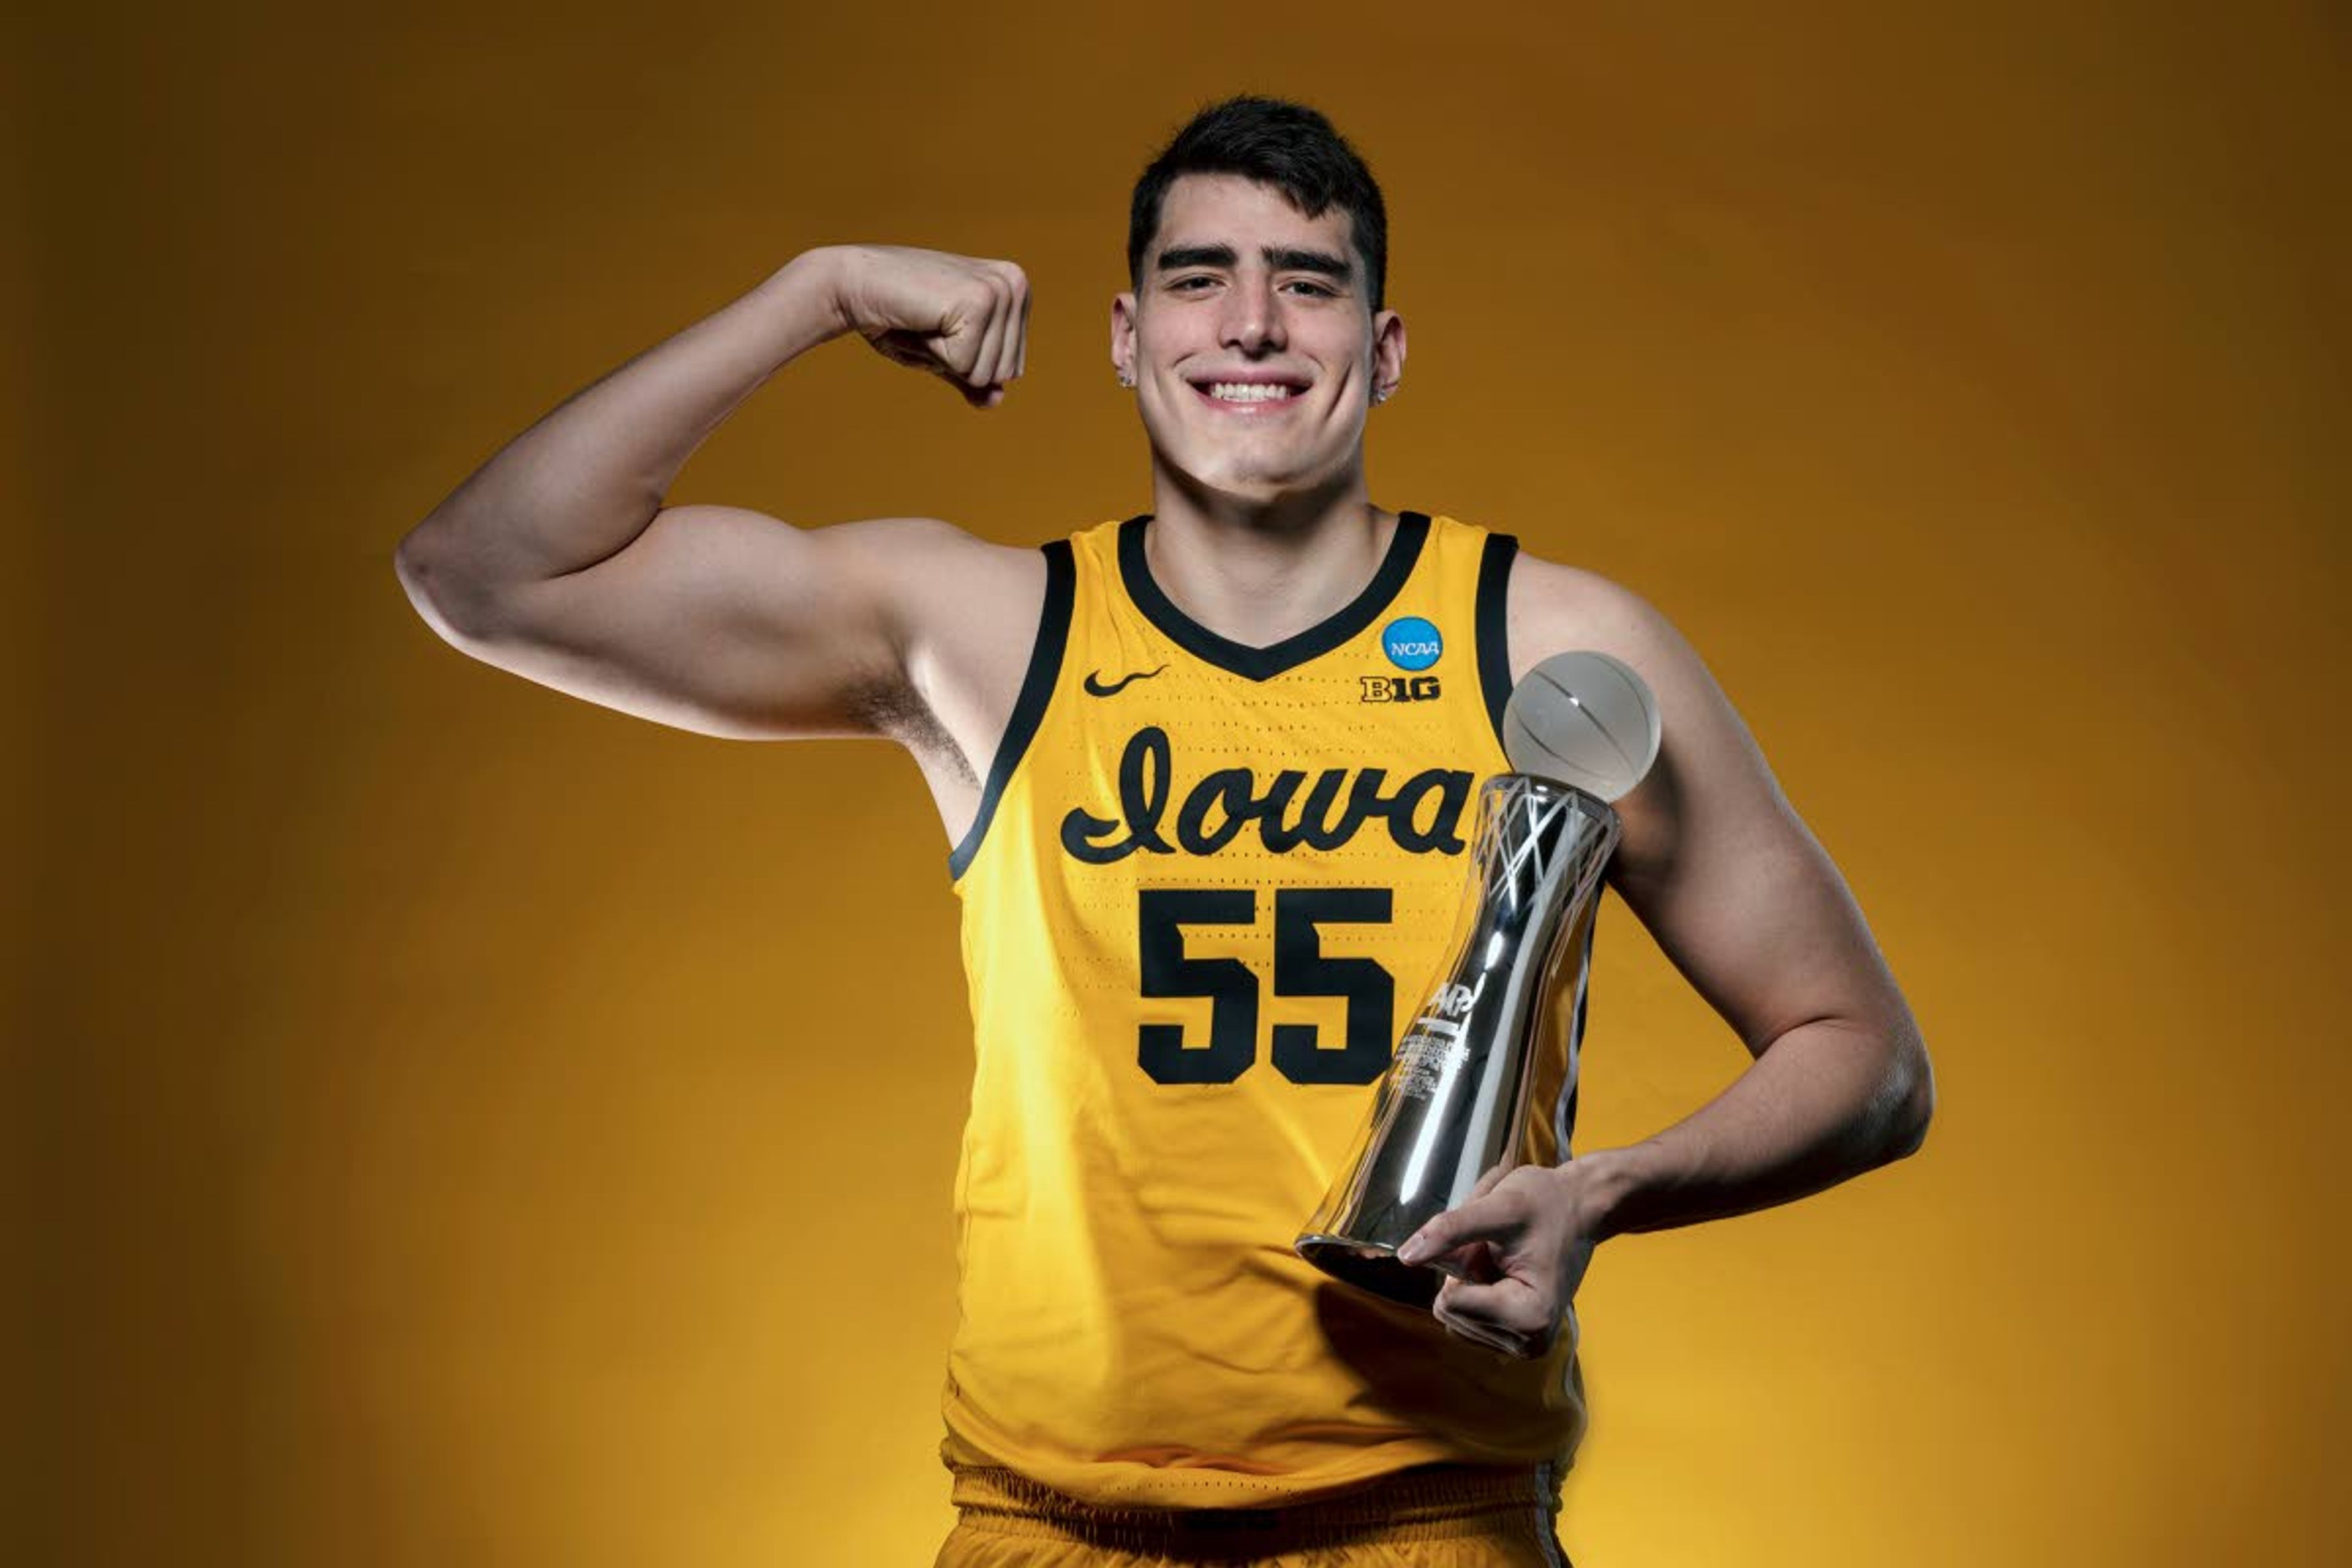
[818,244,1031,409]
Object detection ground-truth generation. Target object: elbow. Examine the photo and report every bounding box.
[394,523,514,647]
[391,529,432,607]
[1879,1035,1936,1162]
[1883,1090,1933,1163]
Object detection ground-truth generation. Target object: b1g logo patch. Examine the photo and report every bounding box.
[1382,616,1444,671]
[1362,675,1442,703]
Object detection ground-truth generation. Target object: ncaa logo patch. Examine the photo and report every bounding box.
[1381,616,1444,672]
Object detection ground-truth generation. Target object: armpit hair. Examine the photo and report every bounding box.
[844,677,979,789]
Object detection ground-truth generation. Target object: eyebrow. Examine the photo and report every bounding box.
[1156,243,1355,284]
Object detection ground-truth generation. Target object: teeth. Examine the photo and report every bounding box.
[1207,382,1296,402]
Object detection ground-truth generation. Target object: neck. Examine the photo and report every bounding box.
[1141,464,1395,649]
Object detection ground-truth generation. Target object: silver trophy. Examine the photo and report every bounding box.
[1295,651,1661,1308]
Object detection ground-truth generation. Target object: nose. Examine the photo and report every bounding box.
[1218,271,1286,356]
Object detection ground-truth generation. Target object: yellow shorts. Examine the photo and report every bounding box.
[933,1463,1574,1567]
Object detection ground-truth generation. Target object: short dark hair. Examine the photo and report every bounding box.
[1128,96,1390,314]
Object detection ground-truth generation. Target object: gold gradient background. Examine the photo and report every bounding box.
[14,3,2348,1564]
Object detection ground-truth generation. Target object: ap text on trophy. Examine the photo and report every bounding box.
[1294,650,1662,1308]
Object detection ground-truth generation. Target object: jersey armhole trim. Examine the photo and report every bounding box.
[947,538,1074,881]
[1475,530,1519,752]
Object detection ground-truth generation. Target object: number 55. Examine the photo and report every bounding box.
[1136,888,1396,1086]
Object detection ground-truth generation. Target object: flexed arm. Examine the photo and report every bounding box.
[392,246,1035,741]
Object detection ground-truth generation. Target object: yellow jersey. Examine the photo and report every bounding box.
[939,510,1594,1509]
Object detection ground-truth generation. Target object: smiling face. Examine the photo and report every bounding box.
[1113,173,1406,508]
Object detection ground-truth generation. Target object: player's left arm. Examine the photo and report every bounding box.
[1558,557,1935,1229]
[1400,554,1934,1356]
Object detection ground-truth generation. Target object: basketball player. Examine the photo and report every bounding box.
[394,97,1934,1566]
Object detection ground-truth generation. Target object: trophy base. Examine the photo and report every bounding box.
[1294,1234,1442,1310]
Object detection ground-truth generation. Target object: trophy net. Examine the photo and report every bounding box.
[1294,772,1620,1307]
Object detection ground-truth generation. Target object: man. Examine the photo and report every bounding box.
[396,96,1932,1566]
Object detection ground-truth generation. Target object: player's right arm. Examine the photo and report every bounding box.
[391,245,1034,742]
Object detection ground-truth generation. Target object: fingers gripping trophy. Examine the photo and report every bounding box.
[1295,651,1663,1309]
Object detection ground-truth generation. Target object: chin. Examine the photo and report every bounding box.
[1193,472,1311,512]
[1166,447,1336,507]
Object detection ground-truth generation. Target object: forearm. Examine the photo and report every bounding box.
[1580,1014,1934,1242]
[396,249,851,610]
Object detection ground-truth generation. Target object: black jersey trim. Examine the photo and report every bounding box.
[1117,511,1431,682]
[947,538,1074,881]
[1475,530,1519,751]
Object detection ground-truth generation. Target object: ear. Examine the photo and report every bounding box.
[1372,306,1407,400]
[1111,291,1139,382]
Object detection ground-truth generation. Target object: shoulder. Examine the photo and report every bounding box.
[839,516,1053,644]
[834,514,1041,584]
[1500,546,1703,688]
[861,519,1077,826]
[1497,545,1783,876]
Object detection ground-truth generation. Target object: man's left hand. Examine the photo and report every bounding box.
[1394,1159,1616,1359]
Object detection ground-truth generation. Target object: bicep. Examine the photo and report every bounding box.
[454,505,951,741]
[1515,564,1909,1054]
